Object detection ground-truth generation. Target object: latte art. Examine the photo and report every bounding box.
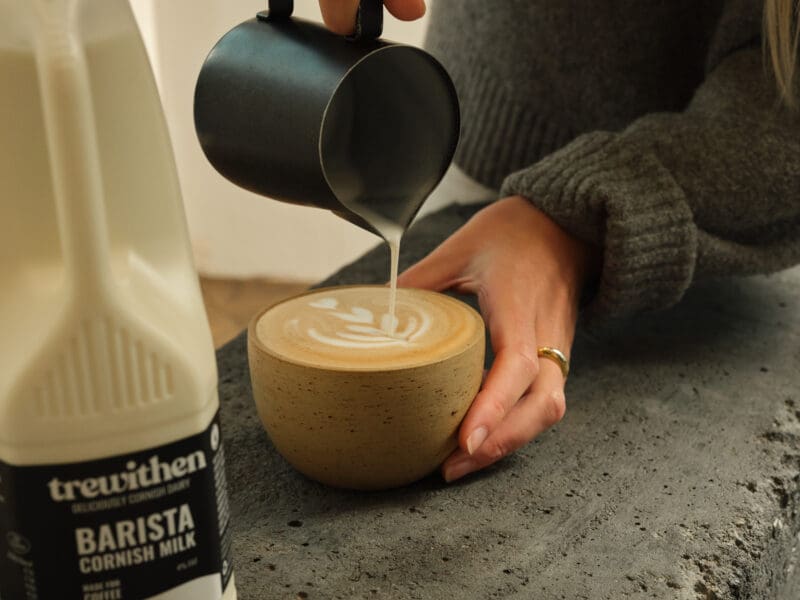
[256,286,483,370]
[298,296,431,349]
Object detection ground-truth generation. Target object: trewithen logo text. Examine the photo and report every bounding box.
[47,452,207,502]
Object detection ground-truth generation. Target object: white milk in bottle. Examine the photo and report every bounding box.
[0,1,236,598]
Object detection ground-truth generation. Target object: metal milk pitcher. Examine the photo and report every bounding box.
[194,0,460,237]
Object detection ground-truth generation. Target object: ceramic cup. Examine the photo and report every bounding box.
[247,285,484,490]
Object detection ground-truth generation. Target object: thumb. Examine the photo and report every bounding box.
[318,0,360,35]
[384,0,427,21]
[397,238,472,292]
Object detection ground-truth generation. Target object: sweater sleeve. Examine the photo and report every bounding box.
[500,43,800,319]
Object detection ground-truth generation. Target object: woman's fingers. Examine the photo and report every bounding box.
[446,264,571,480]
[443,361,566,482]
[319,0,426,35]
[455,268,541,454]
[397,234,476,292]
[458,347,537,454]
[318,0,360,35]
[385,0,426,21]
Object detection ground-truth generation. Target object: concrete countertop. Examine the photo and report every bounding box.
[217,205,800,599]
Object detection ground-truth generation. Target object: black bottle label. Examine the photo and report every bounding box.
[0,411,233,600]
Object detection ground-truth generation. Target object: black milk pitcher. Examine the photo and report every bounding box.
[194,0,460,237]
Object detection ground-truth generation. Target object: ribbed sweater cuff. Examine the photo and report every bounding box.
[500,132,697,319]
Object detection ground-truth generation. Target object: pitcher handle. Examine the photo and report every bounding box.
[266,0,293,18]
[264,0,383,39]
[349,0,383,40]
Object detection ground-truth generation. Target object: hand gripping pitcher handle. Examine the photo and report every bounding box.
[264,0,384,40]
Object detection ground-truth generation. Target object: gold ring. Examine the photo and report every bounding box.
[538,347,569,380]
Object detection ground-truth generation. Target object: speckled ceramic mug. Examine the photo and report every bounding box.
[248,285,484,490]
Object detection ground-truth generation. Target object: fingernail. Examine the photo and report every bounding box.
[466,426,488,456]
[444,457,476,483]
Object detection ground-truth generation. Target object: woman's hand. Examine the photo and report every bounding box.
[397,196,600,482]
[318,0,426,36]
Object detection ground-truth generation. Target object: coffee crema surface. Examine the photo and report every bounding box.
[255,286,482,370]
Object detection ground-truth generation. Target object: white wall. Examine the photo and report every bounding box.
[131,1,431,281]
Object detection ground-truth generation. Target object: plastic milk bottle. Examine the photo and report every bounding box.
[0,1,236,598]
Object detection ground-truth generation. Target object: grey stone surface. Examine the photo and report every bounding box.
[218,206,800,599]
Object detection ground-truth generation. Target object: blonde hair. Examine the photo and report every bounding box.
[764,0,800,107]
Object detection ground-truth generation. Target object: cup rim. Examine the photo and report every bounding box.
[247,284,484,373]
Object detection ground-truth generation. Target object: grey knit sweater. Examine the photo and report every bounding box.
[424,0,800,318]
